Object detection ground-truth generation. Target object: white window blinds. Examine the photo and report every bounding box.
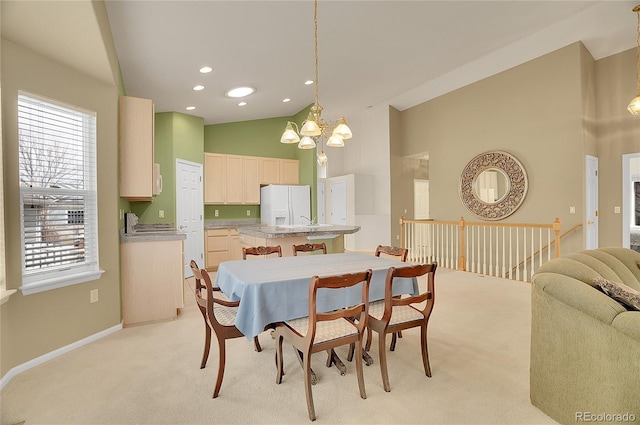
[18,92,101,293]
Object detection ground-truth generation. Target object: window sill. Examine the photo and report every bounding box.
[20,270,105,296]
[0,289,17,305]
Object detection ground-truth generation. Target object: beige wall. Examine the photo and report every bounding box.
[596,48,640,247]
[1,39,121,376]
[395,42,594,255]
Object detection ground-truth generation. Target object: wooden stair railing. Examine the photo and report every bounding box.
[399,217,581,282]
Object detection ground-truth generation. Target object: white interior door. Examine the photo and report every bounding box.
[585,155,598,249]
[414,179,430,219]
[330,180,347,225]
[176,159,204,278]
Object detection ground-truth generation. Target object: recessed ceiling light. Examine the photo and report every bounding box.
[186,106,196,111]
[199,66,213,73]
[193,85,205,91]
[226,86,255,98]
[283,98,291,103]
[238,101,247,106]
[304,80,313,85]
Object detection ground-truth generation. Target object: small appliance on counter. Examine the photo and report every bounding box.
[124,212,138,234]
[124,212,177,234]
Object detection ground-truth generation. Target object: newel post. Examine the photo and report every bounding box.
[553,217,561,258]
[458,217,466,271]
[399,216,405,250]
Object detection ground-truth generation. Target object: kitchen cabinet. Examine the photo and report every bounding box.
[259,157,280,184]
[204,153,226,204]
[121,239,184,326]
[204,153,260,205]
[258,157,299,185]
[280,159,299,184]
[119,96,155,201]
[205,228,240,270]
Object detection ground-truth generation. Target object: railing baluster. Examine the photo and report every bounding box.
[398,217,575,283]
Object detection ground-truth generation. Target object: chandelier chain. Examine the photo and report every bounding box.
[636,7,639,93]
[314,0,319,106]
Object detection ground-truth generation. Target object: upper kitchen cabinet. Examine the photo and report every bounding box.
[226,155,260,204]
[119,96,155,201]
[259,157,280,184]
[280,159,299,185]
[204,153,226,204]
[204,153,259,205]
[258,157,299,185]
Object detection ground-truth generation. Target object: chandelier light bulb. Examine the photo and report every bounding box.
[317,150,328,165]
[628,94,640,115]
[326,135,345,148]
[298,136,316,149]
[332,117,353,140]
[280,122,301,144]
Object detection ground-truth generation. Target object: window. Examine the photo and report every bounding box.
[18,92,102,295]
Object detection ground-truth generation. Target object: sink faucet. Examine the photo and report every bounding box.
[300,215,314,225]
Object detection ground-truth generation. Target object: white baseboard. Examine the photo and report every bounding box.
[0,323,122,390]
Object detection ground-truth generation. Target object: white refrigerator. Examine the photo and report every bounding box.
[260,184,311,226]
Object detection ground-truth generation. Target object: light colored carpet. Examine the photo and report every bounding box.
[1,269,556,424]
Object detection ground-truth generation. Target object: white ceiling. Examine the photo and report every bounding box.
[3,1,638,126]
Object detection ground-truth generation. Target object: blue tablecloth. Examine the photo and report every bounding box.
[214,253,418,339]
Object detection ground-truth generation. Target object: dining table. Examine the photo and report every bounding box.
[214,252,419,340]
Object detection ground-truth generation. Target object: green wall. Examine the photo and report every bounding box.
[130,112,204,225]
[203,106,317,220]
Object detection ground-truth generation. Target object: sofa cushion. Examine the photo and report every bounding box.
[594,276,640,311]
[533,272,627,324]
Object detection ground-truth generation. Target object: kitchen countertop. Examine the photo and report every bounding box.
[120,229,187,243]
[204,219,260,229]
[238,224,360,239]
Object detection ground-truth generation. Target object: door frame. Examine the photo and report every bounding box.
[622,153,640,249]
[176,159,204,278]
[585,155,598,249]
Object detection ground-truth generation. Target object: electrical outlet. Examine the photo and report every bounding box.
[90,289,99,303]
[215,209,219,217]
[246,210,251,216]
[159,210,164,218]
[569,206,575,214]
[615,206,621,214]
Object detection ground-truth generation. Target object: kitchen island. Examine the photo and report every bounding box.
[238,224,360,256]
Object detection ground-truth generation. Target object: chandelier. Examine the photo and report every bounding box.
[280,0,352,164]
[628,5,640,115]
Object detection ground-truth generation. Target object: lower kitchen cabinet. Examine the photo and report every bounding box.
[121,239,184,326]
[205,228,240,270]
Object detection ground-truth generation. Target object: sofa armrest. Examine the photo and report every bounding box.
[532,272,627,325]
[612,311,640,342]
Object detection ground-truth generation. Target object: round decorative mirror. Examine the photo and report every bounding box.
[459,151,528,220]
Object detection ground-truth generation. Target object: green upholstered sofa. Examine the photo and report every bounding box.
[530,247,640,425]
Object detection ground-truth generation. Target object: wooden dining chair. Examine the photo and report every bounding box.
[375,245,408,262]
[190,260,261,398]
[292,243,327,256]
[374,244,409,350]
[366,263,437,392]
[242,245,282,259]
[273,270,373,421]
